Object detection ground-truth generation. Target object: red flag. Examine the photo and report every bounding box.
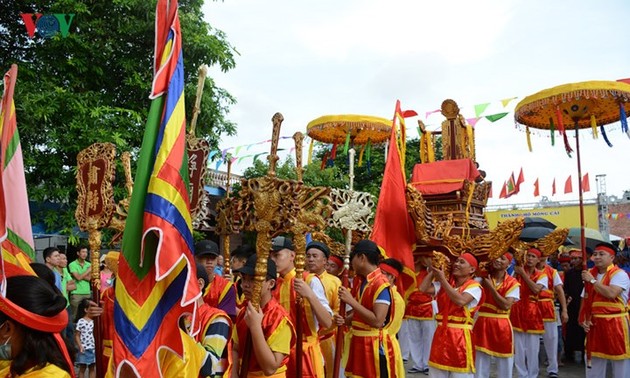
[499,181,507,199]
[487,182,493,198]
[533,178,540,197]
[552,179,556,196]
[582,173,590,192]
[564,175,573,194]
[371,100,417,298]
[516,168,525,191]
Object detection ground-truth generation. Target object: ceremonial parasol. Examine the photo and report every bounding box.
[515,80,630,268]
[523,216,556,230]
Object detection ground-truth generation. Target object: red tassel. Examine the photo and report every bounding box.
[320,151,329,170]
[331,143,338,159]
[555,106,566,135]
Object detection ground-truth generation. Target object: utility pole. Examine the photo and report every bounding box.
[596,174,610,241]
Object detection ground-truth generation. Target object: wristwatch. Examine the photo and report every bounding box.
[589,278,597,285]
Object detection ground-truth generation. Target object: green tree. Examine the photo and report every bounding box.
[0,0,237,236]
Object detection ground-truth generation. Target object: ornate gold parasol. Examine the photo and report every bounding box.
[515,80,630,267]
[306,114,392,145]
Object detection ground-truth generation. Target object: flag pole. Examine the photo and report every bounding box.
[333,147,355,378]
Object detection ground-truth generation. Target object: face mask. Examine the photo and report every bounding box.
[0,337,11,360]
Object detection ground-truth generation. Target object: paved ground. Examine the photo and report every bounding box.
[404,349,608,377]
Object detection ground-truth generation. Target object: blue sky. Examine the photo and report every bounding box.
[202,0,629,206]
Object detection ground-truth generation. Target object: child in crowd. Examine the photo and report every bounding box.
[75,298,96,378]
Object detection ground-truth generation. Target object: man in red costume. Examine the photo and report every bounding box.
[510,247,548,378]
[473,252,520,378]
[270,236,332,378]
[335,239,397,378]
[419,252,482,378]
[232,254,295,377]
[537,256,568,378]
[196,240,237,320]
[400,253,435,375]
[306,240,341,378]
[580,243,630,378]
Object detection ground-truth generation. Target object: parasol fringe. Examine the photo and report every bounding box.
[590,115,598,139]
[549,118,555,146]
[358,144,365,167]
[619,103,629,138]
[600,125,613,147]
[526,126,532,152]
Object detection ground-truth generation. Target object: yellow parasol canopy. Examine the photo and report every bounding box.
[306,114,391,145]
[515,80,630,129]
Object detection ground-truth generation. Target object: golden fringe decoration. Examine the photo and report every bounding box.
[466,124,475,161]
[526,126,532,152]
[426,131,435,162]
[590,115,599,139]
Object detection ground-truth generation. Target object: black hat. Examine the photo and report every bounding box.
[306,241,330,258]
[195,240,220,257]
[271,236,294,252]
[234,254,277,280]
[353,239,379,255]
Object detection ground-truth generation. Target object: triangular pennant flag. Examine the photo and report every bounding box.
[552,178,556,196]
[516,168,524,192]
[564,175,573,194]
[425,109,440,119]
[582,173,590,192]
[499,181,507,199]
[533,178,540,197]
[474,103,490,117]
[501,97,517,107]
[485,112,509,122]
[466,117,481,127]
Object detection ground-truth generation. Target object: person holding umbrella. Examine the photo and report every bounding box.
[579,243,630,378]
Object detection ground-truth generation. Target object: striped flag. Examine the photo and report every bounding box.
[111,1,201,376]
[0,64,34,278]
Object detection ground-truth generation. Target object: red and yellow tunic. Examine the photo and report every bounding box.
[429,278,482,373]
[273,269,324,378]
[404,270,434,320]
[510,269,546,334]
[345,269,396,378]
[385,286,406,378]
[203,274,235,313]
[234,298,296,378]
[317,271,341,378]
[581,265,630,360]
[539,265,558,322]
[474,275,520,357]
[100,285,116,373]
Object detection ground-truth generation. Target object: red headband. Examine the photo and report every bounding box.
[569,250,583,258]
[595,245,616,256]
[329,255,344,267]
[379,263,400,279]
[528,248,542,258]
[460,253,478,269]
[558,257,571,263]
[504,252,513,261]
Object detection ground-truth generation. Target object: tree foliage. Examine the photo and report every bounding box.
[0,0,238,235]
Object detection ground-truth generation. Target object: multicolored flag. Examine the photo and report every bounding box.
[506,172,517,197]
[111,0,201,376]
[0,64,34,276]
[371,100,417,298]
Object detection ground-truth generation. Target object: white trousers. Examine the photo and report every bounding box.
[473,350,513,378]
[586,357,630,378]
[400,319,411,360]
[403,318,436,370]
[428,367,473,378]
[513,331,540,378]
[542,320,558,374]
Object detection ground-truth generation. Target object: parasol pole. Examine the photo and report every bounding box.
[333,147,355,378]
[292,131,306,378]
[223,158,233,275]
[574,122,587,269]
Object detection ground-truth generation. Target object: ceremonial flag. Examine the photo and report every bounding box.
[564,175,573,194]
[533,178,540,197]
[112,1,201,376]
[552,179,556,196]
[371,100,417,298]
[506,172,517,197]
[499,181,507,199]
[516,168,524,192]
[582,173,590,192]
[0,64,34,274]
